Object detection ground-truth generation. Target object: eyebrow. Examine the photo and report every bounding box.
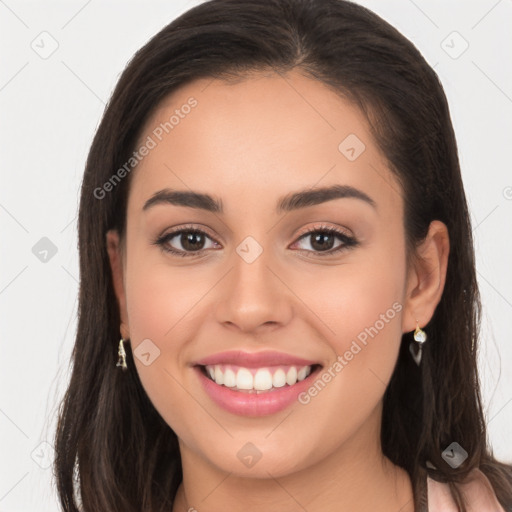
[142,184,376,214]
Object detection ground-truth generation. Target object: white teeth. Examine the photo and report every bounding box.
[204,364,314,391]
[236,368,253,390]
[297,366,309,381]
[286,366,297,385]
[253,369,273,391]
[223,368,236,387]
[272,369,287,388]
[214,365,224,385]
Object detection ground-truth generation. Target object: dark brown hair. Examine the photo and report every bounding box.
[53,0,512,510]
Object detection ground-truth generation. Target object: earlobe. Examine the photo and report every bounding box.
[106,229,130,340]
[402,220,450,334]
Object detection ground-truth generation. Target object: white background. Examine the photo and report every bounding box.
[1,0,511,510]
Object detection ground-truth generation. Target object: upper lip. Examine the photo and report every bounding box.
[192,350,321,368]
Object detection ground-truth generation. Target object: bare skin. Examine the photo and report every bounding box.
[106,69,449,512]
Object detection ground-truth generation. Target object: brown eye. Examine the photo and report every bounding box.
[154,227,220,257]
[291,226,359,257]
[179,231,207,251]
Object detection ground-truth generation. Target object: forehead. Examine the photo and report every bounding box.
[128,70,402,218]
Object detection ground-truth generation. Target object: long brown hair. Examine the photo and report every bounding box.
[53,1,512,510]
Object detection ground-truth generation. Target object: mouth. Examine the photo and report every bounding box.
[192,350,324,416]
[193,363,322,417]
[196,363,323,394]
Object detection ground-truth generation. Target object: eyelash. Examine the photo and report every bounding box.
[152,223,359,258]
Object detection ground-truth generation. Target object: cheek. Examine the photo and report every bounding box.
[123,253,228,438]
[287,276,404,465]
[293,250,405,356]
[124,255,207,343]
[292,239,406,406]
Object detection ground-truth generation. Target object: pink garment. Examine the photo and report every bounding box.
[427,468,506,511]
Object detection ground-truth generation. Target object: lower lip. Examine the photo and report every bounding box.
[194,365,321,416]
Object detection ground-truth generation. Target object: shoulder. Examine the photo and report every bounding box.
[427,468,505,512]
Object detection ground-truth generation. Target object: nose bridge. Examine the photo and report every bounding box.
[215,231,291,332]
[231,232,277,298]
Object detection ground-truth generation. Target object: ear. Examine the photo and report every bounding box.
[402,220,450,333]
[106,229,130,340]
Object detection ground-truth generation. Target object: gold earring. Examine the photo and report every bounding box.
[116,338,128,371]
[409,320,427,366]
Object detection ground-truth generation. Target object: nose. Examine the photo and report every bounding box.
[214,238,293,334]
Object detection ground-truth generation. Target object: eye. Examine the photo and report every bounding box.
[152,224,220,258]
[290,224,359,257]
[152,223,359,258]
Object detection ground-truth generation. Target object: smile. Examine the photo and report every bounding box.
[202,364,316,392]
[194,363,323,416]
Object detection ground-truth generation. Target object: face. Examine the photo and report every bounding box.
[107,70,447,479]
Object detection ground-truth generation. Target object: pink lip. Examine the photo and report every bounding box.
[194,365,321,416]
[192,350,319,368]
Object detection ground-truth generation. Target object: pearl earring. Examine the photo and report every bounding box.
[409,320,427,365]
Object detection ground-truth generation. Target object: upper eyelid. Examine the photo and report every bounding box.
[162,223,352,241]
[161,223,217,239]
[296,224,352,238]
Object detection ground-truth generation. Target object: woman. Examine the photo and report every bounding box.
[54,0,512,510]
